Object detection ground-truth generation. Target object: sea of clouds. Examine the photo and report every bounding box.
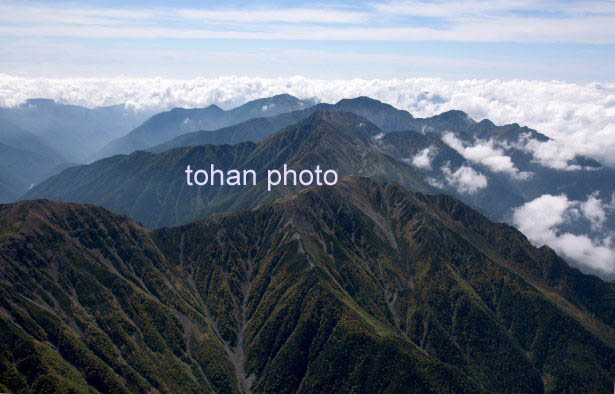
[2,74,614,166]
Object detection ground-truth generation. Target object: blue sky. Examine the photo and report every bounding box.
[1,0,614,81]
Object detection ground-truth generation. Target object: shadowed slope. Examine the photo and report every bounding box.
[3,178,615,393]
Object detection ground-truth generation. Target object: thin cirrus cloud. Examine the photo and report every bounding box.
[0,17,612,43]
[371,0,615,19]
[3,3,369,25]
[176,9,370,24]
[370,0,534,16]
[1,75,614,169]
[0,1,614,43]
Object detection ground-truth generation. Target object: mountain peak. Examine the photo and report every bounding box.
[269,93,302,101]
[478,118,495,127]
[435,109,474,123]
[335,96,405,113]
[230,94,309,117]
[337,96,385,105]
[331,97,416,131]
[206,103,224,111]
[293,110,381,142]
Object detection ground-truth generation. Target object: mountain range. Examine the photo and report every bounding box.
[2,177,615,393]
[3,91,615,393]
[97,94,315,158]
[144,96,440,154]
[7,94,613,232]
[0,98,152,163]
[25,111,430,228]
[0,118,68,201]
[142,96,614,224]
[135,96,615,278]
[24,98,615,272]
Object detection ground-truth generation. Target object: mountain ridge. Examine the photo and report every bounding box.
[146,97,556,155]
[24,111,432,228]
[3,177,615,392]
[14,95,615,277]
[98,94,313,158]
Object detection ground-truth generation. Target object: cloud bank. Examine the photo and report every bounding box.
[442,132,532,179]
[513,193,615,273]
[1,75,614,167]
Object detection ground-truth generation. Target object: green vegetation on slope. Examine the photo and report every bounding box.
[3,178,615,392]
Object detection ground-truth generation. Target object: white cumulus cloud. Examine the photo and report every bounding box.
[442,163,488,194]
[442,132,532,179]
[411,146,436,169]
[581,192,608,231]
[513,193,615,273]
[520,137,582,170]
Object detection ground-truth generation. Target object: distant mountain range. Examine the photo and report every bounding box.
[142,96,614,224]
[0,118,67,201]
[0,98,153,201]
[2,178,615,393]
[25,111,430,228]
[24,96,615,251]
[144,96,450,153]
[0,98,152,163]
[4,93,615,278]
[97,94,315,158]
[144,96,615,261]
